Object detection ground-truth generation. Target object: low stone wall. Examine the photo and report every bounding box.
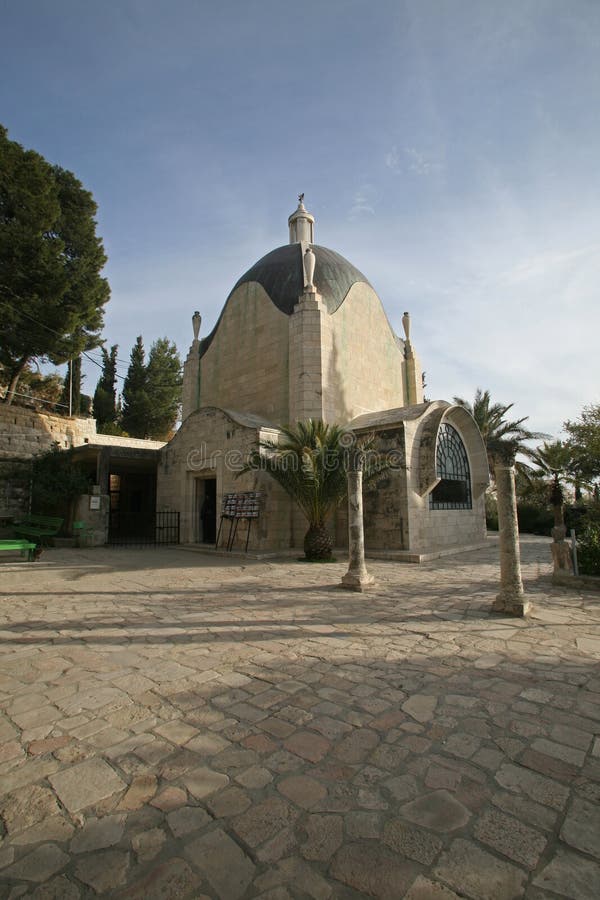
[0,404,165,462]
[0,405,165,520]
[0,406,97,519]
[0,404,97,461]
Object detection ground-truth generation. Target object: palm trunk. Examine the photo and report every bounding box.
[550,475,564,528]
[304,522,333,560]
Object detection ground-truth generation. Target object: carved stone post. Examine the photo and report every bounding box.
[341,450,375,592]
[491,459,530,616]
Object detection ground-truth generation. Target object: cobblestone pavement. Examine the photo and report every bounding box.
[0,536,599,899]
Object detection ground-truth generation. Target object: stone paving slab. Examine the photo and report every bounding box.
[0,536,599,897]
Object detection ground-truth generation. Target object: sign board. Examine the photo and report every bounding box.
[221,492,262,519]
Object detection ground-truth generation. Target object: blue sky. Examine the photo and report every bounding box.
[2,0,598,436]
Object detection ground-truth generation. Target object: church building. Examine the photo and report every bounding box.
[156,198,489,560]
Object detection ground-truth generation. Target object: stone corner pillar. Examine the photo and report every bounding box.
[491,461,531,617]
[182,310,202,422]
[341,461,376,592]
[550,525,574,575]
[288,291,325,424]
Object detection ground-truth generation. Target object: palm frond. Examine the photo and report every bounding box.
[239,419,392,527]
[454,387,549,471]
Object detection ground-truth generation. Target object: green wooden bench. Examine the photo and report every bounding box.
[0,539,38,561]
[13,514,63,544]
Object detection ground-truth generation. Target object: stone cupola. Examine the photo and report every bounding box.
[288,194,315,244]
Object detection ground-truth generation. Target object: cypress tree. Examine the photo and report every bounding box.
[145,338,182,439]
[121,336,152,437]
[93,345,118,429]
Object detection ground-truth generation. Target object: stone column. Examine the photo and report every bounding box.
[341,455,375,592]
[492,462,530,616]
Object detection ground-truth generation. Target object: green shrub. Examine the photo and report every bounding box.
[565,505,589,532]
[516,503,553,536]
[577,522,600,576]
[30,446,90,533]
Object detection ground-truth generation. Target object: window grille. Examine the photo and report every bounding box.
[429,423,472,510]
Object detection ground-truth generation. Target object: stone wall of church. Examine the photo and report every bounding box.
[321,282,408,423]
[336,410,487,557]
[403,417,487,554]
[185,276,421,430]
[363,427,410,550]
[156,407,294,551]
[198,283,290,425]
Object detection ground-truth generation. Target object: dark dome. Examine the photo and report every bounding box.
[199,243,371,357]
[231,243,371,316]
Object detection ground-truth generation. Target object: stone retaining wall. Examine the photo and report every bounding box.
[0,404,97,461]
[0,405,165,518]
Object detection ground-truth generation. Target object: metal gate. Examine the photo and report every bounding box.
[108,511,180,546]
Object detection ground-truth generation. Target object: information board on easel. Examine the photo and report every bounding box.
[216,491,263,551]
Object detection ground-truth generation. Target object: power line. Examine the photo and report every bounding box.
[0,388,69,409]
[1,299,184,390]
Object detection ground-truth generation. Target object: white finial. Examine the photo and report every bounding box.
[303,246,316,292]
[402,311,411,342]
[192,311,201,341]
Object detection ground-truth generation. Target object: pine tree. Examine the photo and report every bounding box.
[93,345,119,430]
[0,125,109,404]
[121,337,152,438]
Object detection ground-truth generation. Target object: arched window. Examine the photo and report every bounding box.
[429,423,472,510]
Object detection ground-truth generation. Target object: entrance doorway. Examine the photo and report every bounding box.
[196,477,217,544]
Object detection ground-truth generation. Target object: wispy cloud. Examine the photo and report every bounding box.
[385,145,444,176]
[349,186,376,219]
[502,245,598,285]
[384,146,402,172]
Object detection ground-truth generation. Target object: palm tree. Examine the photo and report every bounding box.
[529,440,577,528]
[242,419,388,561]
[453,388,548,474]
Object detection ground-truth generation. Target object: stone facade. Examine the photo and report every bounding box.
[0,200,489,556]
[183,257,422,427]
[170,199,488,559]
[316,282,419,424]
[157,407,294,551]
[340,403,488,560]
[190,283,290,423]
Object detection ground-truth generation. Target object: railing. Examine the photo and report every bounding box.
[108,511,180,546]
